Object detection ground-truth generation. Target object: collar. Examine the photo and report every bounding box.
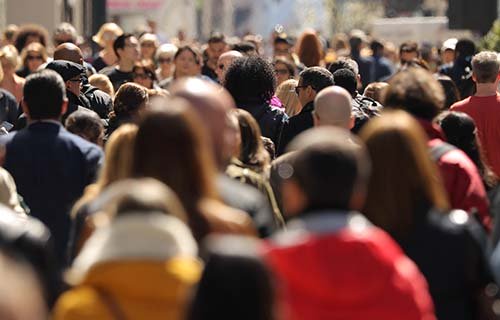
[28,119,62,127]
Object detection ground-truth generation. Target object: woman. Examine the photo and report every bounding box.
[159,45,202,90]
[132,100,256,242]
[132,60,158,89]
[0,45,24,102]
[139,33,159,64]
[54,178,201,320]
[91,23,123,72]
[16,42,48,78]
[13,24,49,53]
[295,29,324,67]
[155,43,178,82]
[275,79,301,117]
[88,74,115,98]
[273,57,295,86]
[360,110,495,320]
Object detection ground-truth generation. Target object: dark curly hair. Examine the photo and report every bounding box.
[224,56,276,106]
[14,24,49,53]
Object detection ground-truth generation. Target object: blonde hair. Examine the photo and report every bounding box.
[0,45,20,69]
[88,74,115,98]
[92,22,123,48]
[276,79,301,117]
[20,42,48,67]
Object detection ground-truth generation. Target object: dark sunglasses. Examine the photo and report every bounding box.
[158,57,172,64]
[67,77,82,83]
[27,55,43,61]
[275,68,289,75]
[294,85,308,95]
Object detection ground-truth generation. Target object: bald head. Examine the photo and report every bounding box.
[53,43,83,65]
[216,50,243,84]
[314,86,353,129]
[169,77,236,169]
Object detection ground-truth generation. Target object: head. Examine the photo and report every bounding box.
[273,57,295,86]
[313,86,353,129]
[139,33,159,61]
[174,45,202,78]
[363,82,389,103]
[436,75,460,109]
[399,41,419,63]
[13,24,49,53]
[296,29,323,67]
[53,42,83,65]
[275,79,301,117]
[224,56,276,106]
[22,69,67,121]
[281,127,370,215]
[45,60,85,97]
[328,57,360,88]
[273,35,291,58]
[216,50,243,84]
[454,38,476,61]
[0,45,20,75]
[65,109,104,146]
[441,38,457,64]
[88,74,115,97]
[471,51,500,84]
[370,40,385,57]
[92,23,123,49]
[155,43,178,76]
[53,22,78,46]
[2,24,19,46]
[296,67,334,107]
[332,68,357,97]
[112,82,149,118]
[207,32,227,63]
[132,60,156,89]
[20,42,48,73]
[232,41,257,56]
[348,31,365,53]
[170,78,236,170]
[113,33,140,63]
[383,68,445,121]
[359,110,449,237]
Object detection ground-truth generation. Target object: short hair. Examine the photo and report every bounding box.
[23,69,66,120]
[370,40,384,54]
[65,109,104,145]
[332,68,357,95]
[113,33,134,59]
[383,68,445,121]
[224,56,276,105]
[232,41,257,55]
[174,45,202,65]
[471,51,500,83]
[328,57,359,75]
[399,41,418,55]
[208,32,225,44]
[274,35,291,46]
[285,127,370,210]
[113,82,149,117]
[299,67,333,93]
[53,22,78,44]
[273,57,296,78]
[155,43,178,61]
[455,39,476,59]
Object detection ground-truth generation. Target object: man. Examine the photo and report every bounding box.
[278,66,333,154]
[439,38,476,99]
[399,41,419,64]
[202,32,227,81]
[264,127,435,320]
[441,38,458,67]
[0,70,103,263]
[215,50,243,85]
[53,43,112,119]
[349,31,374,88]
[169,77,277,237]
[370,40,394,81]
[100,33,140,91]
[313,85,353,129]
[451,51,500,177]
[385,67,491,231]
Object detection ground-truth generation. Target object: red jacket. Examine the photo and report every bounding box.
[418,119,491,231]
[263,212,436,320]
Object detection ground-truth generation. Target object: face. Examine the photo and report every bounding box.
[140,41,156,60]
[274,42,290,57]
[216,55,235,84]
[102,31,118,48]
[119,37,140,63]
[275,62,291,85]
[400,50,418,63]
[66,75,82,96]
[175,49,199,77]
[442,49,455,64]
[133,68,154,89]
[295,79,312,107]
[26,51,44,72]
[158,54,174,74]
[207,41,227,61]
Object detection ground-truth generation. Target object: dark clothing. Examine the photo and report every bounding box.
[395,208,493,320]
[351,51,374,89]
[373,55,394,82]
[201,65,218,81]
[351,93,383,134]
[91,55,108,72]
[105,113,134,140]
[99,66,133,92]
[15,66,31,78]
[278,101,314,155]
[81,84,113,119]
[238,103,288,153]
[439,57,475,99]
[1,122,103,264]
[0,88,19,125]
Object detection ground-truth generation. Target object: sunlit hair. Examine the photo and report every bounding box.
[88,74,115,98]
[275,79,301,117]
[0,45,20,69]
[92,22,123,48]
[20,42,48,67]
[296,29,323,67]
[360,110,450,237]
[363,82,389,103]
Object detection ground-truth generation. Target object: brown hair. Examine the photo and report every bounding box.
[296,30,323,67]
[132,60,157,82]
[275,79,301,117]
[88,74,115,97]
[20,42,48,67]
[132,99,217,241]
[360,110,450,237]
[111,82,148,117]
[363,82,389,103]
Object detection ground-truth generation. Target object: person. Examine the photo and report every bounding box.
[450,51,500,177]
[13,24,49,54]
[0,70,104,263]
[1,24,18,47]
[437,75,460,109]
[370,40,394,81]
[216,50,243,85]
[295,29,323,67]
[313,85,353,129]
[187,235,276,320]
[159,45,204,89]
[91,23,123,72]
[439,39,476,99]
[100,33,140,91]
[363,81,389,103]
[0,63,19,127]
[273,56,296,86]
[0,45,24,102]
[384,67,491,231]
[275,79,301,117]
[155,43,177,82]
[360,110,495,320]
[399,41,419,64]
[263,127,435,320]
[53,178,202,320]
[88,74,115,98]
[132,60,157,89]
[441,38,458,67]
[65,109,105,146]
[202,32,227,81]
[349,31,374,88]
[106,82,148,138]
[139,33,159,64]
[170,78,278,238]
[278,67,333,154]
[16,42,48,78]
[224,56,288,151]
[0,167,26,215]
[132,101,256,241]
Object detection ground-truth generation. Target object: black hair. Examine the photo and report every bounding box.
[23,69,66,120]
[113,33,134,59]
[332,68,357,96]
[232,41,257,55]
[299,67,334,93]
[65,109,104,144]
[328,57,358,75]
[273,36,290,46]
[273,57,296,78]
[437,75,460,109]
[208,32,225,44]
[455,39,476,60]
[370,40,384,55]
[224,56,276,105]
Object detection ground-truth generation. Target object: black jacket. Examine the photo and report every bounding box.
[0,88,19,126]
[278,101,314,155]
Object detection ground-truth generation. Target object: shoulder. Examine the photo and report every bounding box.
[61,129,104,156]
[450,97,472,110]
[0,89,16,103]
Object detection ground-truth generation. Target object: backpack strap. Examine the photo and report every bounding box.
[429,142,457,161]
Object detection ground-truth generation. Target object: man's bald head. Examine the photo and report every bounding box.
[169,77,236,169]
[314,86,353,129]
[53,43,83,65]
[216,50,243,84]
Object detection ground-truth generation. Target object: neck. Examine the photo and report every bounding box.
[118,59,134,72]
[475,83,498,97]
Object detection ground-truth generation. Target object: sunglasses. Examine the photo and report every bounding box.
[275,69,289,75]
[133,73,151,79]
[27,55,43,61]
[159,57,172,64]
[67,77,82,83]
[294,85,308,95]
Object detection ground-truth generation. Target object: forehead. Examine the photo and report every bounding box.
[126,37,138,44]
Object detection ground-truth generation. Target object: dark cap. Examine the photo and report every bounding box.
[45,60,84,82]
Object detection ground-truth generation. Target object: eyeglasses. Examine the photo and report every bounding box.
[275,68,289,75]
[67,77,82,83]
[295,85,308,95]
[158,57,172,64]
[27,55,43,61]
[133,73,151,79]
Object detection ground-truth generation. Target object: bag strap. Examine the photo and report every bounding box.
[94,287,127,320]
[429,142,457,161]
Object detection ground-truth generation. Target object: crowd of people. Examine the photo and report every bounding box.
[0,19,499,319]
